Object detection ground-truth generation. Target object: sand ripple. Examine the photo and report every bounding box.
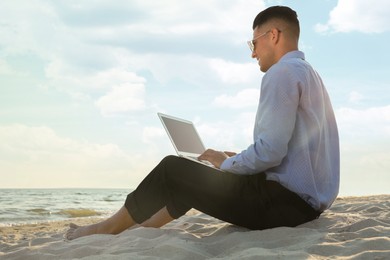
[1,195,389,259]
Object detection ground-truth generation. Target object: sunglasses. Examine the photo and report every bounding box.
[247,29,281,52]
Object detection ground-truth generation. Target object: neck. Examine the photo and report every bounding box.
[274,40,298,63]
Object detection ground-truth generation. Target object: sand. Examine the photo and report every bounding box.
[1,195,389,259]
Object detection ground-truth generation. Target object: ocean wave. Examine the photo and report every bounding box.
[0,189,129,224]
[27,208,51,215]
[103,196,120,202]
[56,209,103,218]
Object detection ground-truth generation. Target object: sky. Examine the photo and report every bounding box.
[0,0,389,196]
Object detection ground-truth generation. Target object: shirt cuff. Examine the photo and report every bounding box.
[220,156,235,171]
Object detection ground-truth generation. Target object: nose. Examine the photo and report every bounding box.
[251,51,257,59]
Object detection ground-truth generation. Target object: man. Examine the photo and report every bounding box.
[66,6,339,240]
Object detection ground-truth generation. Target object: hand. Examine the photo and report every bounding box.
[224,151,237,157]
[198,149,230,169]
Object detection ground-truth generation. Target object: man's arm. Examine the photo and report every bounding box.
[217,63,300,175]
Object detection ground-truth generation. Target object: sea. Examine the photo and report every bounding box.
[0,189,132,226]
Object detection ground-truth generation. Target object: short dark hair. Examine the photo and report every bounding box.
[252,6,300,37]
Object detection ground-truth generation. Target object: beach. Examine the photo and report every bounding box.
[1,195,389,259]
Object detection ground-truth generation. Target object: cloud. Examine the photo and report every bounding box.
[45,62,145,90]
[95,83,146,116]
[336,105,390,134]
[0,0,265,113]
[209,58,260,84]
[196,112,255,151]
[0,124,157,188]
[347,91,365,104]
[52,1,147,27]
[45,63,148,115]
[0,124,130,162]
[46,0,264,57]
[142,127,165,144]
[213,88,260,108]
[335,105,390,194]
[315,0,390,33]
[75,0,264,35]
[0,0,266,125]
[0,58,14,75]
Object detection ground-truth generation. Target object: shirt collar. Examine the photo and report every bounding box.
[279,50,305,62]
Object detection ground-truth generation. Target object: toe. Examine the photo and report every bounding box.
[65,229,75,240]
[69,223,79,229]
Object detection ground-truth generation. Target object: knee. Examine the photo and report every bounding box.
[161,155,181,166]
[162,155,177,161]
[160,155,186,179]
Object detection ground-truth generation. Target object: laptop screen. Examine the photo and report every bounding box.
[159,114,206,155]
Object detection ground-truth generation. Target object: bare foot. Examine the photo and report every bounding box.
[65,223,98,240]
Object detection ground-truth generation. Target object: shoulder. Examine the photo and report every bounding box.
[268,53,308,79]
[263,52,315,91]
[262,59,302,91]
[260,54,309,102]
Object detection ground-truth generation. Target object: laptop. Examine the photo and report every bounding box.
[158,113,218,169]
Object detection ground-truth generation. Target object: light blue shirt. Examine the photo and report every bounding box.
[220,51,340,211]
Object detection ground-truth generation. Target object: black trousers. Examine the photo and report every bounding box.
[125,155,320,230]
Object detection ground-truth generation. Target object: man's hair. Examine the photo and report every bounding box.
[253,6,300,38]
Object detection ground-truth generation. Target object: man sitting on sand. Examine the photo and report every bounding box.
[66,5,339,240]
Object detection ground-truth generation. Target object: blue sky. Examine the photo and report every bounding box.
[0,0,389,195]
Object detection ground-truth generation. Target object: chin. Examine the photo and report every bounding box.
[259,62,270,72]
[258,61,266,72]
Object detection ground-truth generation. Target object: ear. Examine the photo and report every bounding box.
[270,28,281,44]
